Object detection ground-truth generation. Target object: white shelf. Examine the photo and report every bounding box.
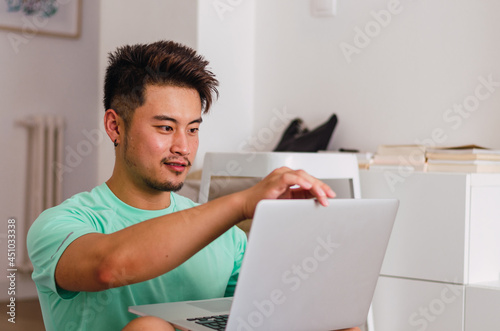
[467,279,500,289]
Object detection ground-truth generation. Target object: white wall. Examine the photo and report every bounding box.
[195,0,255,170]
[0,0,100,299]
[253,0,500,152]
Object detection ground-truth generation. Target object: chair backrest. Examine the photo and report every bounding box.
[198,152,361,203]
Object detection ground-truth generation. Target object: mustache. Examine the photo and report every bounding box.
[161,156,192,167]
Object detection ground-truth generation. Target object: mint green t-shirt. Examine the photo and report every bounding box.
[27,183,247,331]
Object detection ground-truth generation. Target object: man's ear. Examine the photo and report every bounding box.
[104,109,122,146]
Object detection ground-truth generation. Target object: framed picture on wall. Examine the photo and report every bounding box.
[0,0,81,38]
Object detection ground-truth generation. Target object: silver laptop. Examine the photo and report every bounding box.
[129,199,399,331]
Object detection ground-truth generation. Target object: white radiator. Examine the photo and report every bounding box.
[17,114,65,271]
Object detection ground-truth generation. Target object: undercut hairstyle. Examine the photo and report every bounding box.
[104,40,219,128]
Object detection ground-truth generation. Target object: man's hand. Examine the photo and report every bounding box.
[240,167,336,219]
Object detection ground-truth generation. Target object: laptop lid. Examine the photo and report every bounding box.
[226,198,398,331]
[129,198,398,331]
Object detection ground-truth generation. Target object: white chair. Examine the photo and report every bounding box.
[197,151,373,331]
[198,151,361,203]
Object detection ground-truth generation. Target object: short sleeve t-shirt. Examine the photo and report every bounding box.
[27,183,247,331]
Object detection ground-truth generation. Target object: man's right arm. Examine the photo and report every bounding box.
[55,191,247,292]
[54,167,335,292]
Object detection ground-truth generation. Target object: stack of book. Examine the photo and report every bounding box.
[355,151,374,170]
[426,145,500,173]
[371,145,427,171]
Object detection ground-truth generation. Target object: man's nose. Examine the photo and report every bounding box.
[170,131,189,155]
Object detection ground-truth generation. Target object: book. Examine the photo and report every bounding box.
[426,145,500,161]
[371,145,426,170]
[426,160,500,173]
[369,164,427,171]
[375,144,427,156]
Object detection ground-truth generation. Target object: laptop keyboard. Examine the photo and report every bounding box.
[187,314,229,330]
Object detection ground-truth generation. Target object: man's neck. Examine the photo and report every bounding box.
[106,175,172,211]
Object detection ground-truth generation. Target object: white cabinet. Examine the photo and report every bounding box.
[360,170,500,331]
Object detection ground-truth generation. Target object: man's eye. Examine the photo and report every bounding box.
[189,128,199,134]
[159,126,173,132]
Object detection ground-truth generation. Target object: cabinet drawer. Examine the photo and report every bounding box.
[465,283,500,330]
[360,171,469,283]
[372,276,464,331]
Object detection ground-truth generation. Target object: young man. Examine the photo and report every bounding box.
[27,41,359,331]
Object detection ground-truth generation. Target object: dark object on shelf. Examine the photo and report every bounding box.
[274,114,337,152]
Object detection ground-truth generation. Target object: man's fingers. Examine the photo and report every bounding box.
[280,169,313,190]
[278,168,336,206]
[241,167,337,219]
[313,186,329,206]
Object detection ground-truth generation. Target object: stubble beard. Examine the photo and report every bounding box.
[143,175,184,192]
[123,134,186,192]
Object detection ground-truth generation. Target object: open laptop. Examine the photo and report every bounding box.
[129,198,399,331]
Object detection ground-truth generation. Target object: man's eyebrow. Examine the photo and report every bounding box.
[190,117,203,125]
[152,115,177,123]
[152,115,203,125]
